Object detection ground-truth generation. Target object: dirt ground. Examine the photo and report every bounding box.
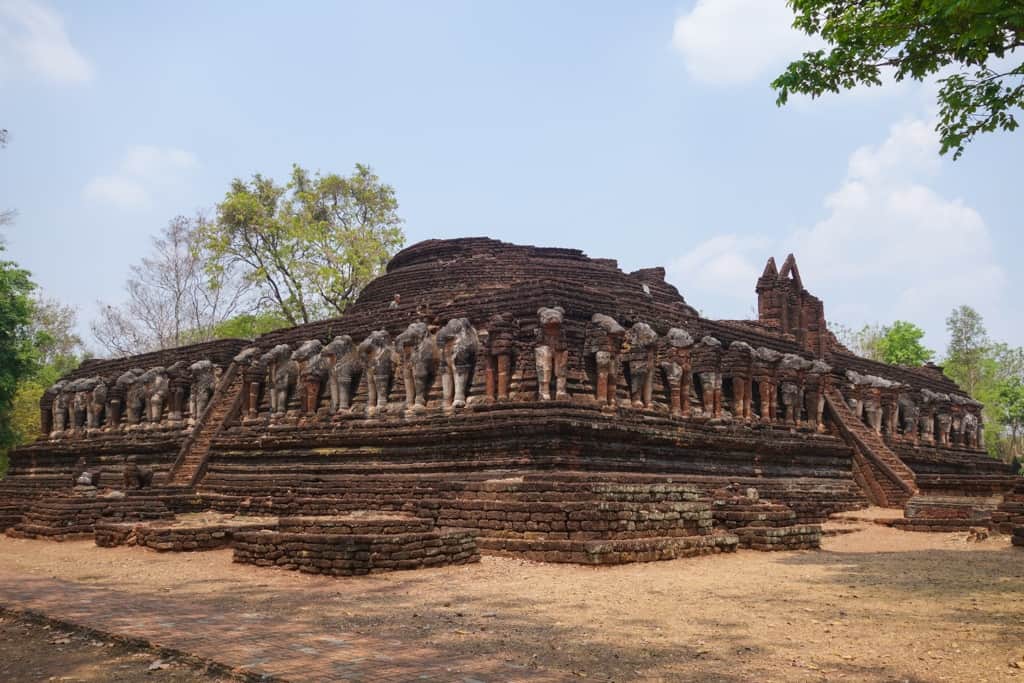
[0,613,230,682]
[0,514,1023,682]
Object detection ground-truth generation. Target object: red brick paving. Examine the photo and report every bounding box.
[0,573,561,682]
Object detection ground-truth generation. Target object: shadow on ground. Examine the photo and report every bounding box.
[0,535,1022,682]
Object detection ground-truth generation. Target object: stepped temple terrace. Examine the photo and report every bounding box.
[3,238,1022,569]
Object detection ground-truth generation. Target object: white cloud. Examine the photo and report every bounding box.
[668,116,1007,346]
[83,146,199,209]
[671,0,819,85]
[82,175,149,209]
[0,0,93,85]
[669,233,770,301]
[795,118,1002,291]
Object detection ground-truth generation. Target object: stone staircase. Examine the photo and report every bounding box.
[166,363,243,487]
[825,387,917,508]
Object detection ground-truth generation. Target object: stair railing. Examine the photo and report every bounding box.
[824,391,917,497]
[166,361,240,487]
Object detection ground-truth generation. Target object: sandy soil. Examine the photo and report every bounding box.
[0,517,1023,682]
[0,613,230,682]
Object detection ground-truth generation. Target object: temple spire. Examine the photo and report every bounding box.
[755,253,826,357]
[779,254,802,289]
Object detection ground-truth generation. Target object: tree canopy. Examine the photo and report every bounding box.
[1,288,88,476]
[0,246,39,469]
[877,321,934,366]
[944,304,990,396]
[832,320,933,365]
[198,164,405,326]
[938,306,1024,464]
[92,215,253,355]
[773,1,1024,158]
[209,311,291,340]
[28,296,84,382]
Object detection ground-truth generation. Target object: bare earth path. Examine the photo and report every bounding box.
[0,520,1022,682]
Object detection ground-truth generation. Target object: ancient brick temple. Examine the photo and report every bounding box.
[2,238,1018,566]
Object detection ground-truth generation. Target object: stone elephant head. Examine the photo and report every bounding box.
[322,335,362,412]
[358,330,396,414]
[396,322,437,410]
[624,322,658,408]
[436,318,479,408]
[136,367,170,423]
[188,360,218,420]
[260,344,298,416]
[46,380,69,434]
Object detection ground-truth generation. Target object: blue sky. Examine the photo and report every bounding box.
[1,0,1021,355]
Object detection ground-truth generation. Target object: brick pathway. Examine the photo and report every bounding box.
[0,574,561,682]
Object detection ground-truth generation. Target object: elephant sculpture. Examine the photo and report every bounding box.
[921,389,951,444]
[136,367,170,423]
[535,307,569,401]
[358,330,396,415]
[47,380,68,435]
[725,341,755,421]
[66,378,91,429]
[588,313,624,407]
[625,322,658,409]
[778,381,803,427]
[777,354,811,427]
[963,411,979,448]
[188,360,218,420]
[862,389,884,434]
[165,360,191,422]
[261,344,298,416]
[695,336,724,418]
[118,369,145,425]
[437,318,479,409]
[292,340,326,415]
[803,360,831,432]
[949,406,964,446]
[897,394,920,439]
[753,347,781,424]
[395,322,436,411]
[660,327,694,417]
[937,412,953,445]
[321,335,362,412]
[85,377,107,429]
[918,408,935,443]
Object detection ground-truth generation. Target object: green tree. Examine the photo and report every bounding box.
[773,1,1024,158]
[833,320,933,365]
[0,291,87,477]
[943,305,990,396]
[937,307,1024,461]
[0,246,39,475]
[199,164,405,326]
[995,377,1024,459]
[210,311,290,340]
[877,321,934,366]
[983,344,1024,461]
[28,296,84,382]
[8,378,47,453]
